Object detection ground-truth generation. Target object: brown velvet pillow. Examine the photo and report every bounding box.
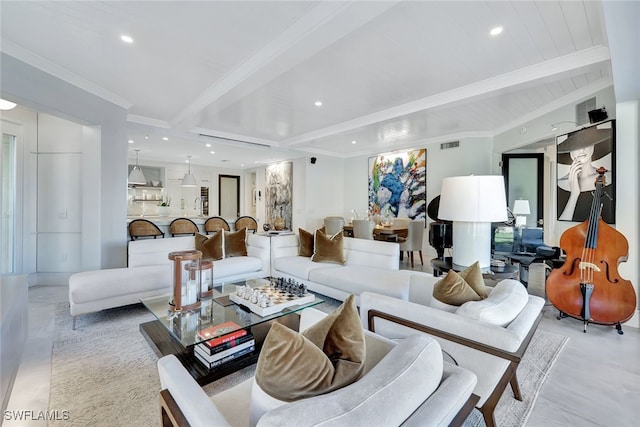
[458,261,488,299]
[224,228,247,257]
[194,232,223,261]
[255,295,365,401]
[298,228,314,257]
[432,270,482,306]
[311,229,345,264]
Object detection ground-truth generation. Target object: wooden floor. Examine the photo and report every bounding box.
[5,271,640,426]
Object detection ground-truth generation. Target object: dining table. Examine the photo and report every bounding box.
[342,223,408,241]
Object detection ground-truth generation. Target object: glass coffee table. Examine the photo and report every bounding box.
[140,277,323,385]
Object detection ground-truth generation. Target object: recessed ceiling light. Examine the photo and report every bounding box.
[162,137,168,141]
[314,100,323,107]
[210,151,215,155]
[205,143,211,148]
[144,135,149,139]
[128,139,134,144]
[240,164,245,167]
[490,26,503,36]
[121,35,134,44]
[351,140,357,144]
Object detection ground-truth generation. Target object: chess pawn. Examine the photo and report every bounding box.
[259,294,268,308]
[251,289,259,304]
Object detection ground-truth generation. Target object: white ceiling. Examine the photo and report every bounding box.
[0,0,612,169]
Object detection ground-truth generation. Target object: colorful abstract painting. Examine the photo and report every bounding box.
[265,161,293,229]
[368,149,426,220]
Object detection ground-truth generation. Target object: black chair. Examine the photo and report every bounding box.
[128,219,164,240]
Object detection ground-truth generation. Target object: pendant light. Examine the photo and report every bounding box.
[128,149,147,186]
[181,155,197,187]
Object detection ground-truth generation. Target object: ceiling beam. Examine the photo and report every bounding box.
[282,46,611,147]
[170,0,400,128]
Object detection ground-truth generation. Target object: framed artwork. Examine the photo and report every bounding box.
[265,162,293,229]
[556,119,615,223]
[368,148,426,220]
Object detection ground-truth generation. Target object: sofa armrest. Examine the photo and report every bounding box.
[402,363,478,427]
[157,355,231,427]
[359,292,542,356]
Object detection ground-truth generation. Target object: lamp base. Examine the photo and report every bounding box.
[452,221,492,270]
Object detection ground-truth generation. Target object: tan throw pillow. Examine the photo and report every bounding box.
[194,232,223,261]
[224,228,247,257]
[432,270,482,306]
[255,295,365,401]
[311,229,345,264]
[298,228,314,257]
[458,261,488,299]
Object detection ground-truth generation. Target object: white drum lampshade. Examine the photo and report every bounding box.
[513,199,531,227]
[438,175,507,270]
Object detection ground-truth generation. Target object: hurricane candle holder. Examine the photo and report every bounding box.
[168,250,202,312]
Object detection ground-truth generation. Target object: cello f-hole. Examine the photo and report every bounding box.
[562,257,581,277]
[600,260,619,284]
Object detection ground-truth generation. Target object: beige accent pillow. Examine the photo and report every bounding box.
[298,228,314,257]
[311,229,345,264]
[458,261,488,299]
[194,232,223,261]
[432,270,482,306]
[255,295,365,401]
[224,228,247,257]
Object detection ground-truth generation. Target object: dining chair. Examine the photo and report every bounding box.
[323,216,345,236]
[400,219,425,268]
[352,219,375,240]
[204,216,230,234]
[169,218,199,237]
[128,219,164,241]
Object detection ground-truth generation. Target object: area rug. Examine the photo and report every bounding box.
[49,301,567,426]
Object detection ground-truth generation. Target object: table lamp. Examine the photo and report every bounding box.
[438,175,507,270]
[513,199,530,227]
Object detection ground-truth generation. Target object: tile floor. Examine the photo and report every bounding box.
[5,263,640,426]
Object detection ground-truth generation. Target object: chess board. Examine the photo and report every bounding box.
[229,284,315,317]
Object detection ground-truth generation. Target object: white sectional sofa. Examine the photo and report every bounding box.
[270,234,421,303]
[68,233,271,328]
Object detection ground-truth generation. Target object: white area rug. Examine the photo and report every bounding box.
[49,302,567,426]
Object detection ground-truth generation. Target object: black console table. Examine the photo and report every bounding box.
[430,257,519,281]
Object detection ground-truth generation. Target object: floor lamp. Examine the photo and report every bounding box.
[438,175,507,270]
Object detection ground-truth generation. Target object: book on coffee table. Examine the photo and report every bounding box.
[197,333,255,356]
[197,321,246,346]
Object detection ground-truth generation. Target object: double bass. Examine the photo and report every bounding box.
[546,167,636,334]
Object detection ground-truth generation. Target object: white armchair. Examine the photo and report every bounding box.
[359,282,544,427]
[158,308,479,427]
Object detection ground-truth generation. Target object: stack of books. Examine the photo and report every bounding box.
[194,321,255,369]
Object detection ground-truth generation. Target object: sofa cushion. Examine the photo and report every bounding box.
[195,232,223,260]
[214,256,262,279]
[273,255,340,281]
[455,279,529,326]
[255,295,364,401]
[225,228,247,257]
[298,228,314,257]
[432,270,482,306]
[308,266,411,300]
[311,230,345,264]
[458,261,488,298]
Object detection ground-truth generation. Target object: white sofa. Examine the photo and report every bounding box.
[68,234,271,328]
[157,307,478,427]
[270,234,420,303]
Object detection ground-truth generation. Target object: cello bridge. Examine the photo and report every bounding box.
[579,261,601,272]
